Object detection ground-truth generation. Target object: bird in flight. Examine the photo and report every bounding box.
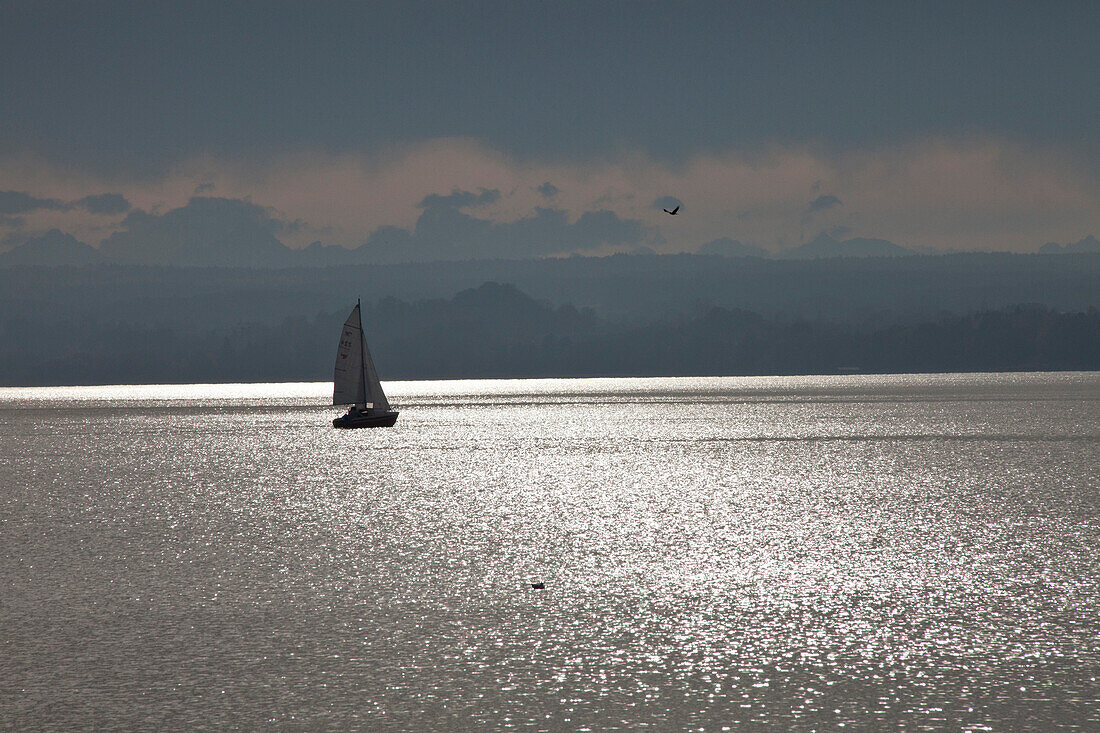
[663,205,680,215]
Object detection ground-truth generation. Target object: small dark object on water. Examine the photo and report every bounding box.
[531,582,545,589]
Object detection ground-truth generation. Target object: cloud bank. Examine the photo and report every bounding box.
[359,188,647,262]
[1,137,1098,257]
[98,197,291,267]
[0,189,130,215]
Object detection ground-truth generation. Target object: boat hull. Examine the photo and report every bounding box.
[333,410,399,429]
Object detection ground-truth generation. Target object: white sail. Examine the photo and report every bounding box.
[333,305,365,406]
[360,320,391,412]
[333,302,391,411]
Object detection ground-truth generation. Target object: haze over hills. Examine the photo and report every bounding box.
[3,249,1097,325]
[1,278,1096,386]
[2,194,1098,268]
[696,238,770,258]
[2,197,1098,386]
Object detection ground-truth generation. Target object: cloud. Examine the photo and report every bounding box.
[193,182,216,195]
[3,136,1100,255]
[418,187,500,209]
[0,189,130,216]
[74,193,131,215]
[0,214,25,229]
[0,190,67,214]
[536,182,559,198]
[807,194,842,213]
[357,197,647,263]
[98,196,293,266]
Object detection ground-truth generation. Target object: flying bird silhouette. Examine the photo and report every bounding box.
[663,205,680,215]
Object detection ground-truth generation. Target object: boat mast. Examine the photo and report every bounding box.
[357,298,367,407]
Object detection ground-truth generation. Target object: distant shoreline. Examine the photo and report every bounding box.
[4,368,1099,392]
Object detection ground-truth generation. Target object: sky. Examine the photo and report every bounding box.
[2,0,1099,258]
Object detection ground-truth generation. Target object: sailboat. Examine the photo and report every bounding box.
[332,299,399,428]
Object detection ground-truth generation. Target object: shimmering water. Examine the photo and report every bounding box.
[2,373,1099,731]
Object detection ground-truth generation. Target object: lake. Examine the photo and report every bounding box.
[2,373,1098,730]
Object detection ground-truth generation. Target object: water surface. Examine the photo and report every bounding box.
[2,373,1098,730]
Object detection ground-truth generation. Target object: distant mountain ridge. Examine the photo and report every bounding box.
[1040,236,1100,254]
[0,229,101,266]
[779,233,914,259]
[697,238,769,258]
[2,211,1098,268]
[699,232,917,259]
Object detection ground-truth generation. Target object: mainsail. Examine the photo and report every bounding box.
[333,302,390,411]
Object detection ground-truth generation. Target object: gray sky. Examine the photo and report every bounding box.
[3,1,1099,256]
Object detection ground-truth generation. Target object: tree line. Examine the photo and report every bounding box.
[2,282,1096,386]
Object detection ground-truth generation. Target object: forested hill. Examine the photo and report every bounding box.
[0,251,1097,329]
[1,280,1097,386]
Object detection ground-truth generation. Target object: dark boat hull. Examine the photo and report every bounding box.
[333,410,399,429]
